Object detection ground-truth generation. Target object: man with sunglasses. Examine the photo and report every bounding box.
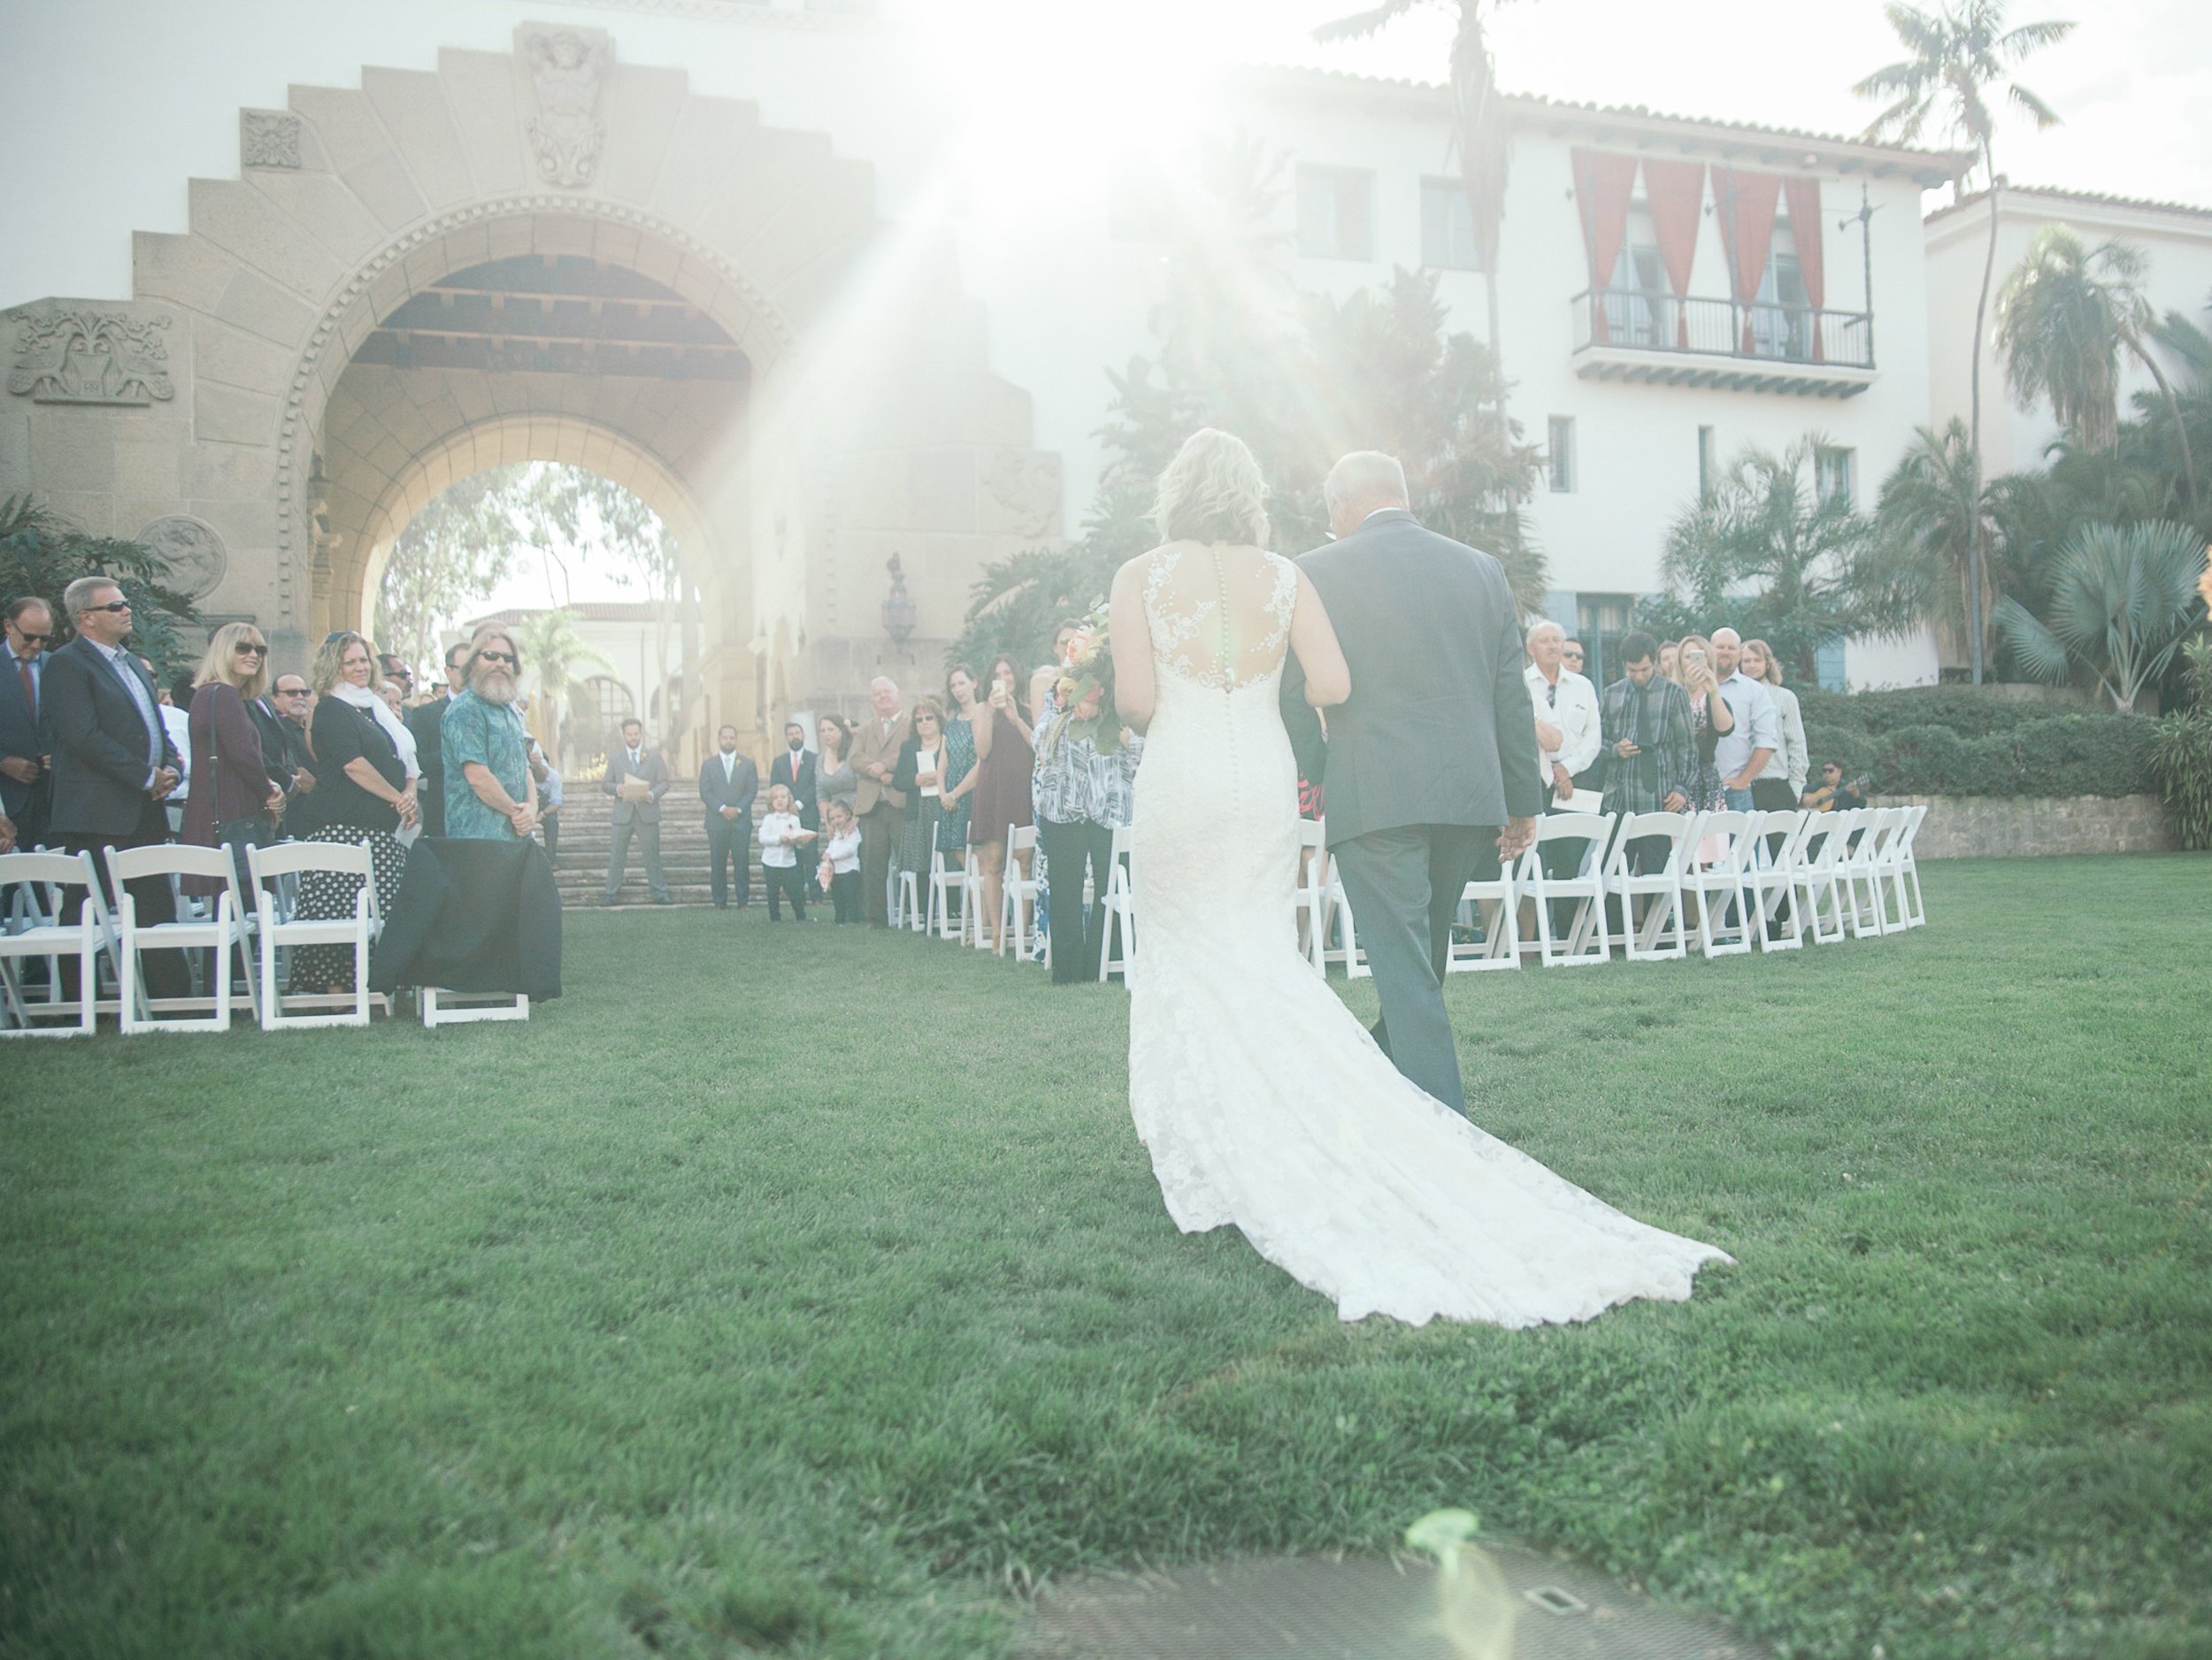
[42,576,188,997]
[1,596,55,847]
[441,629,538,842]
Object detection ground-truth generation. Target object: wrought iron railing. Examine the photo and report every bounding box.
[1571,288,1874,371]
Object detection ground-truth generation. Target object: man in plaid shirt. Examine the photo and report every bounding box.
[1598,630,1694,873]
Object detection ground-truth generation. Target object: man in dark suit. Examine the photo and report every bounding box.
[767,719,817,829]
[1280,452,1541,1116]
[2,596,55,848]
[43,576,189,997]
[407,642,469,839]
[602,715,672,904]
[699,723,759,909]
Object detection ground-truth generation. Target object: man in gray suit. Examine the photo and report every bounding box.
[1281,452,1541,1116]
[602,715,673,904]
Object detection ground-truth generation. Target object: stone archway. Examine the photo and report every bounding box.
[0,19,1064,757]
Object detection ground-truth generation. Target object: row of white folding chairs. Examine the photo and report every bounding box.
[895,822,1136,983]
[0,839,394,1036]
[1294,804,1927,977]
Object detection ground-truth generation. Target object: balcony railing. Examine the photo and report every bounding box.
[1571,288,1874,373]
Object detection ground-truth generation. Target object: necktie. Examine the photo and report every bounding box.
[15,657,32,719]
[1545,680,1557,708]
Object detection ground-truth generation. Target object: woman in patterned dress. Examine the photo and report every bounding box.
[292,631,413,994]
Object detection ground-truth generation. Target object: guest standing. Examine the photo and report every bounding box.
[1709,627,1778,811]
[894,696,949,890]
[935,665,982,866]
[407,642,468,838]
[292,630,413,993]
[1,596,54,849]
[180,623,284,893]
[768,719,817,829]
[818,799,863,923]
[1671,634,1732,817]
[42,578,187,998]
[757,783,815,920]
[1598,630,1694,872]
[812,714,857,825]
[964,653,1033,951]
[602,716,672,905]
[440,629,538,842]
[1032,681,1141,983]
[1739,638,1809,812]
[699,723,759,909]
[849,678,910,927]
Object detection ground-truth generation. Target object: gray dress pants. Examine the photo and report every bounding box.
[1330,822,1497,1117]
[605,816,670,903]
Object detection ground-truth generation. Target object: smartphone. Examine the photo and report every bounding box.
[1683,647,1707,670]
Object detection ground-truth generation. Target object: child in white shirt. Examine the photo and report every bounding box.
[818,799,863,924]
[757,784,816,920]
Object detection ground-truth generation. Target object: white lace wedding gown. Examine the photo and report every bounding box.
[1126,544,1732,1327]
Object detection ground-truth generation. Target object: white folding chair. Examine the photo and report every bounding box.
[999,824,1041,960]
[1325,858,1371,980]
[1745,811,1809,952]
[104,843,259,1032]
[959,850,988,948]
[1515,812,1613,968]
[0,850,111,1037]
[419,986,530,1026]
[1098,825,1136,981]
[1446,857,1521,972]
[926,848,967,941]
[1682,809,1759,959]
[1602,811,1695,963]
[1294,818,1331,976]
[1837,809,1896,939]
[1888,803,1929,929]
[1790,814,1851,944]
[248,840,386,1029]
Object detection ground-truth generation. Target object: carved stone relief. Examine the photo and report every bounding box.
[5,304,175,405]
[137,515,229,602]
[241,110,302,170]
[983,449,1062,537]
[517,24,613,188]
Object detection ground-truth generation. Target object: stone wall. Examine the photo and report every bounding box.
[1876,794,2177,858]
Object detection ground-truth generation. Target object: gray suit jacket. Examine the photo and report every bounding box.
[0,643,49,820]
[603,745,671,825]
[43,636,180,837]
[1280,510,1542,846]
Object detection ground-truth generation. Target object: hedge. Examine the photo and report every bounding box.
[1794,688,2157,799]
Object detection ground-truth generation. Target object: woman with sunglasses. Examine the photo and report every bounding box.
[180,622,286,898]
[892,696,949,896]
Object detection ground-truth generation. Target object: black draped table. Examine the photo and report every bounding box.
[369,837,563,1000]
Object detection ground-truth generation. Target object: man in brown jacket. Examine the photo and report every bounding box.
[849,675,910,927]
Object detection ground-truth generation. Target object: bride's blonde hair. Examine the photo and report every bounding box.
[1151,428,1270,549]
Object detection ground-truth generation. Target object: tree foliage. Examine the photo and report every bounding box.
[373,463,678,678]
[1993,518,2207,711]
[0,493,203,680]
[1648,438,1935,682]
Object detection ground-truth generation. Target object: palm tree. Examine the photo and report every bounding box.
[1993,518,2207,711]
[511,606,614,762]
[1874,419,1996,656]
[1997,227,2200,513]
[1855,0,2076,684]
[1313,1,1526,427]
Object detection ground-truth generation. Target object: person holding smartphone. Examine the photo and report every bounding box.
[1671,632,1733,818]
[964,652,1034,950]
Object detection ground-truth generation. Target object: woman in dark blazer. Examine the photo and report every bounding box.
[892,696,949,888]
[180,622,284,896]
[293,630,415,993]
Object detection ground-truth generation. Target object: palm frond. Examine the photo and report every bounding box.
[1998,18,2079,58]
[2005,81,2064,128]
[1310,0,1422,44]
[1993,596,2070,681]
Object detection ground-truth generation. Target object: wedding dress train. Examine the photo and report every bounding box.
[1125,544,1731,1327]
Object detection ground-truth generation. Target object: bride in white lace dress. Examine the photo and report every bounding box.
[1108,431,1730,1328]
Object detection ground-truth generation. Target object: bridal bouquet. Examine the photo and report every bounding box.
[1039,598,1124,757]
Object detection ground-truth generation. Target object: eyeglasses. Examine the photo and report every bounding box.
[84,600,132,614]
[13,632,52,645]
[477,650,517,666]
[273,687,307,697]
[234,642,268,657]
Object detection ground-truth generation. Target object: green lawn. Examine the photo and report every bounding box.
[4,856,2209,1660]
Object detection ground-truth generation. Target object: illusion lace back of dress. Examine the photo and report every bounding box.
[1125,547,1732,1329]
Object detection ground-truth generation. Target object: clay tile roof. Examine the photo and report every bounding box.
[1925,181,2212,228]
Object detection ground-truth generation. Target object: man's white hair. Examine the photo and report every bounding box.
[871,675,898,696]
[1525,619,1564,649]
[1323,451,1409,511]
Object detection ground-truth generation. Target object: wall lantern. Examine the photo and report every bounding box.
[881,552,917,650]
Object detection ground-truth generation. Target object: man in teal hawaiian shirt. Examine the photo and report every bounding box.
[440,628,538,841]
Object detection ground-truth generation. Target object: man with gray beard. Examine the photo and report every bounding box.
[440,628,539,842]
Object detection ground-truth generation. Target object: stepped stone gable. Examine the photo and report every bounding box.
[0,20,1064,766]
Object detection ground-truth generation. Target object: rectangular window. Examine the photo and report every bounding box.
[1547,417,1576,494]
[1815,444,1856,509]
[1697,426,1717,499]
[1419,178,1480,270]
[1297,165,1374,261]
[1576,593,1634,687]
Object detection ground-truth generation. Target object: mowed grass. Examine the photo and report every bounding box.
[3,856,2209,1660]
